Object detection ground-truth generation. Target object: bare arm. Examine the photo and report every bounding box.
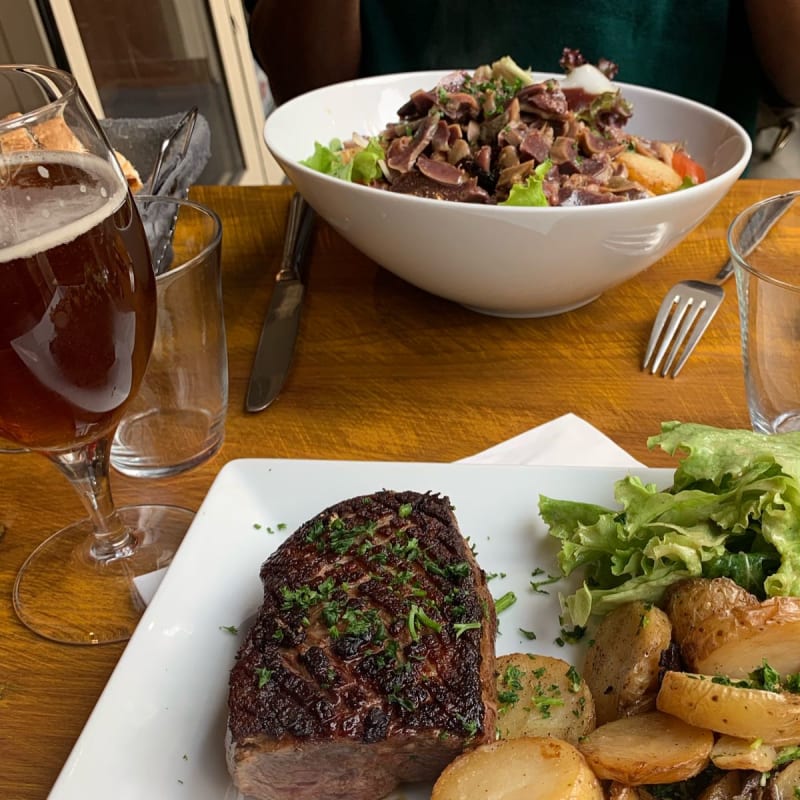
[745,0,800,106]
[248,0,362,105]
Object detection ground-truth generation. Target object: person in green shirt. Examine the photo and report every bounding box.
[245,0,800,139]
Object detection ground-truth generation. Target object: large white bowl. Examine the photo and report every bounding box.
[264,70,751,317]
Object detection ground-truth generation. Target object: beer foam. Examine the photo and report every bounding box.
[0,150,127,264]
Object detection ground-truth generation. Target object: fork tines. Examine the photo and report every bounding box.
[642,282,724,377]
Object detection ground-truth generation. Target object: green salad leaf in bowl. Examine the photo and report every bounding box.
[302,137,385,184]
[539,421,800,626]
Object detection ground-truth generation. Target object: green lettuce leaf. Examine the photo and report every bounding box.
[302,138,385,184]
[500,159,552,206]
[539,421,800,625]
[577,90,633,130]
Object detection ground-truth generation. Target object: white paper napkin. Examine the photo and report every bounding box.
[460,412,643,468]
[133,567,168,608]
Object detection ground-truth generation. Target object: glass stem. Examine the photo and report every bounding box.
[47,435,137,561]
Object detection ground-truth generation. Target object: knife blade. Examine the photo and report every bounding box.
[245,193,315,412]
[716,191,796,282]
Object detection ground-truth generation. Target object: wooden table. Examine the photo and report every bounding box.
[0,178,795,796]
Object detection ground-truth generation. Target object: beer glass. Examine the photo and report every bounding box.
[0,66,194,645]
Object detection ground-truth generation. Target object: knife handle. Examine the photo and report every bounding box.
[278,193,314,280]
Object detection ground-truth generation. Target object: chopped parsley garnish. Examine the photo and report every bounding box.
[494,591,517,614]
[709,660,800,694]
[253,521,285,534]
[558,625,587,645]
[460,74,523,115]
[565,665,582,693]
[396,536,421,561]
[529,567,560,594]
[219,624,238,635]
[501,664,524,691]
[255,667,273,688]
[776,746,800,766]
[456,715,479,737]
[331,517,377,554]
[453,621,482,638]
[532,693,565,718]
[388,691,415,711]
[749,660,782,692]
[407,604,442,641]
[497,663,525,713]
[497,688,519,706]
[303,515,378,555]
[446,561,471,579]
[281,583,326,611]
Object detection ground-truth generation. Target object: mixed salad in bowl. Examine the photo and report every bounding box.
[303,49,707,207]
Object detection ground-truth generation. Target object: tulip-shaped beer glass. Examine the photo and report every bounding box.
[0,66,193,644]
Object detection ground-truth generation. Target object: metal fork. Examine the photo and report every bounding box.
[643,193,796,377]
[642,265,731,377]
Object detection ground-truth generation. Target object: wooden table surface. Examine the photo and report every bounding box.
[1,178,796,796]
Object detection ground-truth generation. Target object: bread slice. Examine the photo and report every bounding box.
[0,112,38,152]
[1,111,143,192]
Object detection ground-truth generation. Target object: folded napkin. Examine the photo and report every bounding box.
[460,413,642,468]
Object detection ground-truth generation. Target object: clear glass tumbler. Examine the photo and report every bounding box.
[111,196,228,477]
[728,191,800,433]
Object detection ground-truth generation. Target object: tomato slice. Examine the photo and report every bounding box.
[671,150,706,184]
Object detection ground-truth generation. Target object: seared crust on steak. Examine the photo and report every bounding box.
[226,490,497,800]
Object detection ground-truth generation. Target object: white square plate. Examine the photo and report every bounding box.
[49,459,671,799]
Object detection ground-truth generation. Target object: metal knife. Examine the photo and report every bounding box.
[717,191,797,282]
[245,193,315,412]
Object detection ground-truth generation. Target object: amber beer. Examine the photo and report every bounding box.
[0,151,156,450]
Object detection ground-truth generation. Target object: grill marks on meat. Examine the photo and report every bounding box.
[226,490,497,800]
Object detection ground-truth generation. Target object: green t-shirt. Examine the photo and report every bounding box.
[359,0,762,136]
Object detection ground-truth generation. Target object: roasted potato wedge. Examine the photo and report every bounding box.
[576,710,712,785]
[431,736,603,800]
[582,600,672,725]
[657,670,800,745]
[494,653,595,744]
[663,577,758,649]
[682,595,800,678]
[607,783,656,800]
[617,150,683,195]
[698,771,746,800]
[772,758,800,799]
[710,734,777,771]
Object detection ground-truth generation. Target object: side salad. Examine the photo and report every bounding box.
[540,421,800,625]
[302,49,707,207]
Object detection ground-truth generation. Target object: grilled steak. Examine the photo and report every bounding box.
[226,490,497,800]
